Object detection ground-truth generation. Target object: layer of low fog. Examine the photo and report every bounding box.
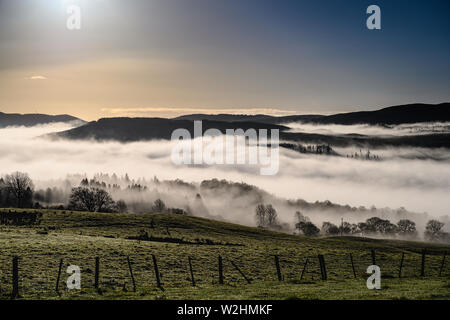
[285,122,450,136]
[1,123,449,234]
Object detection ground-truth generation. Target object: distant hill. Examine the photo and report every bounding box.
[49,104,450,148]
[0,112,85,128]
[304,103,450,125]
[175,103,450,125]
[174,113,325,124]
[51,117,288,142]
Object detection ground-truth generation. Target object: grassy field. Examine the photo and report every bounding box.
[0,208,448,300]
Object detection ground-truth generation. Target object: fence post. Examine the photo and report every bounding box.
[318,254,327,281]
[398,253,405,278]
[188,256,196,286]
[230,260,251,284]
[56,258,63,293]
[127,256,136,292]
[439,253,446,277]
[11,256,19,299]
[94,257,100,289]
[218,255,224,285]
[349,253,357,278]
[420,249,426,277]
[274,255,282,281]
[152,254,162,289]
[300,258,308,281]
[371,249,376,265]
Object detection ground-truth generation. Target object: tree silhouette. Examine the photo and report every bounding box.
[3,172,34,208]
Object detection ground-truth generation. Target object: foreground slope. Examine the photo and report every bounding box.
[0,209,448,300]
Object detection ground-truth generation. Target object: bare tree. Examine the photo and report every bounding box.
[116,200,128,213]
[95,189,115,212]
[152,199,166,213]
[425,220,445,241]
[266,204,278,227]
[69,187,115,212]
[4,172,34,208]
[255,204,266,227]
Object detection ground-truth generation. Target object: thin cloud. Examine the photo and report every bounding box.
[28,75,48,80]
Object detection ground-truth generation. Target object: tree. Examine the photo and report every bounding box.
[295,211,310,223]
[3,172,34,208]
[296,221,320,237]
[424,220,445,241]
[94,189,116,212]
[364,217,397,234]
[266,204,278,227]
[68,187,115,212]
[255,204,266,227]
[152,199,166,213]
[397,219,417,238]
[322,222,340,235]
[339,222,353,235]
[116,200,128,213]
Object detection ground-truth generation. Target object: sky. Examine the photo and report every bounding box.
[0,0,449,121]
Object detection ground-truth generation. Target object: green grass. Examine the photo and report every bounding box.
[0,208,448,300]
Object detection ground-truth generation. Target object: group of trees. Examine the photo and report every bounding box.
[0,172,191,215]
[255,204,278,228]
[346,149,381,161]
[292,212,448,242]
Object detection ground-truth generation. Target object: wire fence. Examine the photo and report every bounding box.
[0,248,447,299]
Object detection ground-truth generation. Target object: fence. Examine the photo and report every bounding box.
[0,248,448,299]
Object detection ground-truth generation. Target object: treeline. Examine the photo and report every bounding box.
[297,212,449,242]
[255,204,450,243]
[0,172,189,215]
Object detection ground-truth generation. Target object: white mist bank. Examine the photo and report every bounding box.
[285,121,450,136]
[0,124,449,222]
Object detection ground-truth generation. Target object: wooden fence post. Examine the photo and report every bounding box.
[398,253,405,278]
[318,254,327,281]
[230,260,251,284]
[188,256,196,286]
[218,255,224,285]
[420,249,426,277]
[300,258,308,281]
[56,258,63,293]
[274,255,282,281]
[94,257,100,289]
[152,254,162,289]
[127,256,136,292]
[349,253,357,278]
[371,249,376,265]
[11,256,19,299]
[439,253,446,277]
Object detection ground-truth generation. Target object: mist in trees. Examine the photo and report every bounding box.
[255,204,279,229]
[424,220,446,241]
[295,211,320,236]
[0,171,448,244]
